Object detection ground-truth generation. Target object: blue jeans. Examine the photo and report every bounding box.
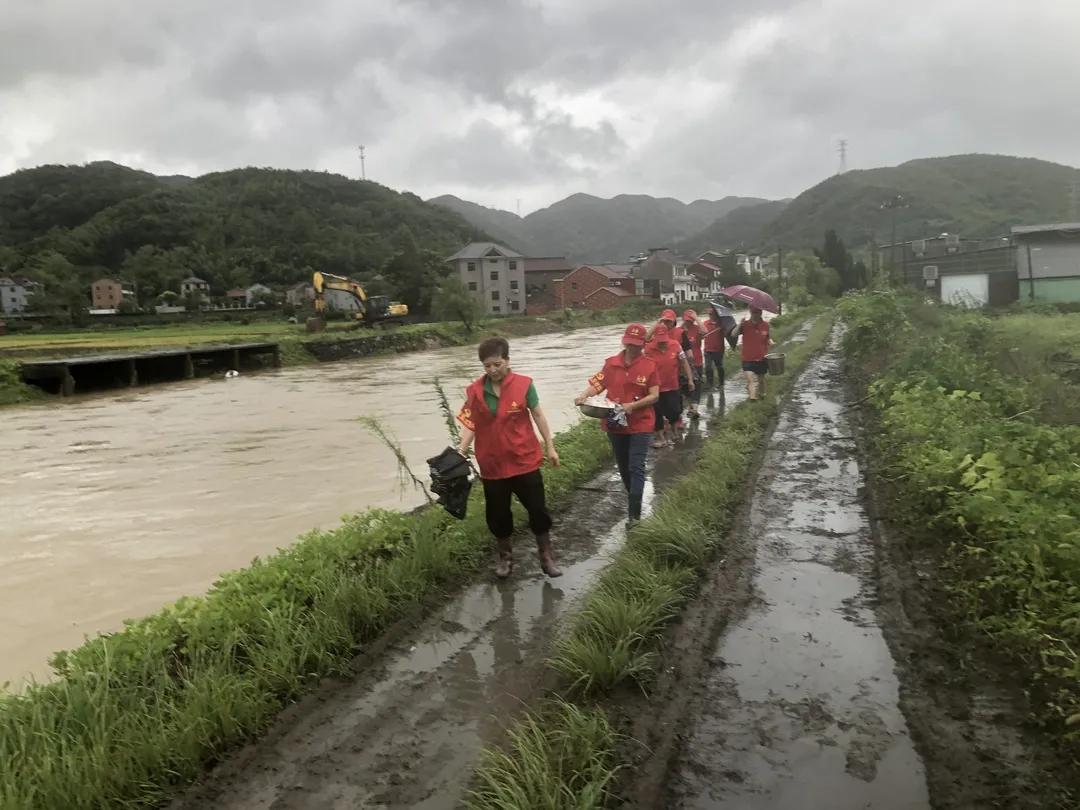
[608,432,651,519]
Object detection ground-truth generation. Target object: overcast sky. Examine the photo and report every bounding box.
[3,0,1078,213]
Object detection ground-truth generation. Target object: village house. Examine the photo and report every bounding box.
[634,248,698,305]
[90,277,135,309]
[446,242,526,316]
[285,282,315,306]
[180,276,211,302]
[687,260,725,298]
[0,277,40,314]
[224,289,248,307]
[523,256,573,313]
[550,264,652,311]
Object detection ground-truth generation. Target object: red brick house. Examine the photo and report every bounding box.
[551,264,649,310]
[582,286,637,310]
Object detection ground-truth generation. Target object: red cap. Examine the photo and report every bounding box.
[653,324,669,339]
[622,323,648,346]
[661,308,677,321]
[683,309,698,322]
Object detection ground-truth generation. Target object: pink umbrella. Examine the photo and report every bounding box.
[719,285,778,314]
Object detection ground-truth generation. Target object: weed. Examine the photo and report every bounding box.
[469,699,620,810]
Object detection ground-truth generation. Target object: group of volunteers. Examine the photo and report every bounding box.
[454,305,774,579]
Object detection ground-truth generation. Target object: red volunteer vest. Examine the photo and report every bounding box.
[458,372,543,480]
[703,317,726,353]
[682,322,704,366]
[740,318,770,362]
[588,352,659,434]
[645,341,681,392]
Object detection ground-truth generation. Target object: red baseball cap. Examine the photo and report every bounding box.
[653,324,669,339]
[683,309,698,322]
[622,323,648,346]
[661,308,677,321]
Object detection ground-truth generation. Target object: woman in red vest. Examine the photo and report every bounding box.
[457,337,562,578]
[734,307,776,401]
[702,304,729,389]
[575,324,660,524]
[680,309,705,419]
[645,324,694,448]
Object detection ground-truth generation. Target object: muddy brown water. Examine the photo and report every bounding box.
[170,374,744,809]
[668,330,931,809]
[0,325,638,688]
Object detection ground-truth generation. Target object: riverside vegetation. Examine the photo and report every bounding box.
[469,311,835,809]
[838,291,1080,763]
[0,410,615,808]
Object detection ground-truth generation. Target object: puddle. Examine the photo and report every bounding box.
[671,327,930,810]
[171,368,748,809]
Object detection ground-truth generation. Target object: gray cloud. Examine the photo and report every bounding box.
[2,0,1079,210]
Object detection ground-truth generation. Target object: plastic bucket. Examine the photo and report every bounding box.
[766,352,786,375]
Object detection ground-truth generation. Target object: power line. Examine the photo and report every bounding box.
[837,139,848,174]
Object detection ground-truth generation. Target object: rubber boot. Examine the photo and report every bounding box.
[628,494,643,522]
[536,534,563,578]
[494,537,513,579]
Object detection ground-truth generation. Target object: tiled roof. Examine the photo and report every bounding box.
[524,257,573,273]
[577,264,632,279]
[446,242,524,260]
[584,286,634,299]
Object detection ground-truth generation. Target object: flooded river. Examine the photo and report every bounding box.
[0,325,626,688]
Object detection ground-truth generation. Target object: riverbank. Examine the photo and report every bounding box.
[469,312,834,808]
[0,408,617,808]
[0,302,657,403]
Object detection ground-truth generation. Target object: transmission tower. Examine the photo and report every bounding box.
[837,139,848,174]
[358,145,367,181]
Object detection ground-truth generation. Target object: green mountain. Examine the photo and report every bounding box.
[0,164,485,314]
[427,195,538,255]
[430,192,770,263]
[758,154,1080,251]
[679,199,791,256]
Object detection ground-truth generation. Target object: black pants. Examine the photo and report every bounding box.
[482,470,552,540]
[704,351,725,387]
[653,390,682,430]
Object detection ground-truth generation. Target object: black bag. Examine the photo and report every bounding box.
[426,447,474,520]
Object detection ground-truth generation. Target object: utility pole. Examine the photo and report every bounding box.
[358,145,367,181]
[837,139,848,174]
[776,245,784,315]
[880,194,908,286]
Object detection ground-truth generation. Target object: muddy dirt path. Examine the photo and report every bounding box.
[171,381,743,809]
[666,330,930,809]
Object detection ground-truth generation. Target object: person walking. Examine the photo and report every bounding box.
[733,307,775,401]
[645,323,694,448]
[575,324,660,524]
[680,309,705,419]
[457,337,562,578]
[702,303,729,389]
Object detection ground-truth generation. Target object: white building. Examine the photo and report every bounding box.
[446,242,526,316]
[0,277,39,314]
[180,276,210,302]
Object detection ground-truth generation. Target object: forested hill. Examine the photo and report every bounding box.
[758,154,1080,250]
[430,192,771,263]
[0,162,485,314]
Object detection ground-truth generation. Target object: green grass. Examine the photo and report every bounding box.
[468,311,835,805]
[838,291,1080,757]
[0,415,612,809]
[469,700,620,810]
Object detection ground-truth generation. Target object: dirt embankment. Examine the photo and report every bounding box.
[611,330,1071,809]
[170,384,741,809]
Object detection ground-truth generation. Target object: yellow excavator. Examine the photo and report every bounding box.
[306,271,409,332]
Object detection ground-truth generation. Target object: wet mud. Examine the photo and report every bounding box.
[666,331,929,809]
[171,376,744,808]
[618,327,1069,810]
